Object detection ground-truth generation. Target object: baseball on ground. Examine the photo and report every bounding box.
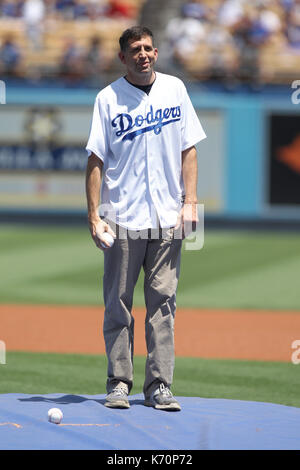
[48,407,63,424]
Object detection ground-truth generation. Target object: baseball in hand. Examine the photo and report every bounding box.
[99,231,115,249]
[48,407,63,424]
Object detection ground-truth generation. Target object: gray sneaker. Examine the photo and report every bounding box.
[145,383,181,411]
[105,385,130,409]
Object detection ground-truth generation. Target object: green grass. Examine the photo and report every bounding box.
[1,351,299,408]
[1,224,300,310]
[1,225,299,409]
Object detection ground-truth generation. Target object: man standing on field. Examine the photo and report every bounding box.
[85,26,206,411]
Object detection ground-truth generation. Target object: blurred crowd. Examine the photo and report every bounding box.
[1,0,299,85]
[0,0,136,20]
[0,0,140,83]
[165,0,300,84]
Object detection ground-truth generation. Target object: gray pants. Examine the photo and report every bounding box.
[103,224,182,399]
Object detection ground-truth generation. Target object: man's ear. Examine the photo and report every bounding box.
[118,51,125,64]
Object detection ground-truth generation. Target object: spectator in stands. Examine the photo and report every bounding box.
[59,37,85,83]
[286,1,300,49]
[218,0,245,29]
[227,6,263,83]
[43,0,58,19]
[165,5,206,61]
[231,6,258,49]
[22,0,45,49]
[281,0,294,14]
[73,0,89,19]
[0,0,23,17]
[107,0,135,18]
[86,0,109,20]
[181,0,207,20]
[248,5,282,46]
[205,16,239,82]
[55,0,75,19]
[84,36,108,83]
[0,36,21,76]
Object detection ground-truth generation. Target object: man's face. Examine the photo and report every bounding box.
[119,35,158,82]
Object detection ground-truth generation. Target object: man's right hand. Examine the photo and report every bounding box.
[88,217,116,251]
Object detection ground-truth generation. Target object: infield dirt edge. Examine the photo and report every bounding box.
[1,304,300,362]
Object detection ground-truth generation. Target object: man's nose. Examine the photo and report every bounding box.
[139,47,147,57]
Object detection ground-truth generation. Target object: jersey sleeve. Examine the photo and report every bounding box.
[180,83,206,151]
[85,95,108,163]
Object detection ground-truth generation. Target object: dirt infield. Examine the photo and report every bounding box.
[1,304,300,362]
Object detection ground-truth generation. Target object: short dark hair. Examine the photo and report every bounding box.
[119,26,154,52]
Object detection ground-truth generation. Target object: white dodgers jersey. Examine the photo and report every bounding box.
[86,72,206,230]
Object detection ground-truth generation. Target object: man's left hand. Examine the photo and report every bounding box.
[175,202,198,239]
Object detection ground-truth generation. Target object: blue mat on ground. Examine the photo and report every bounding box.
[0,393,300,450]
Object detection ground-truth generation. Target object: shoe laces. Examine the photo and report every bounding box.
[111,386,128,396]
[159,383,173,397]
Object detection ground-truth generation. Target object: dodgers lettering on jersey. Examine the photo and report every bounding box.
[111,105,181,141]
[86,72,206,230]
